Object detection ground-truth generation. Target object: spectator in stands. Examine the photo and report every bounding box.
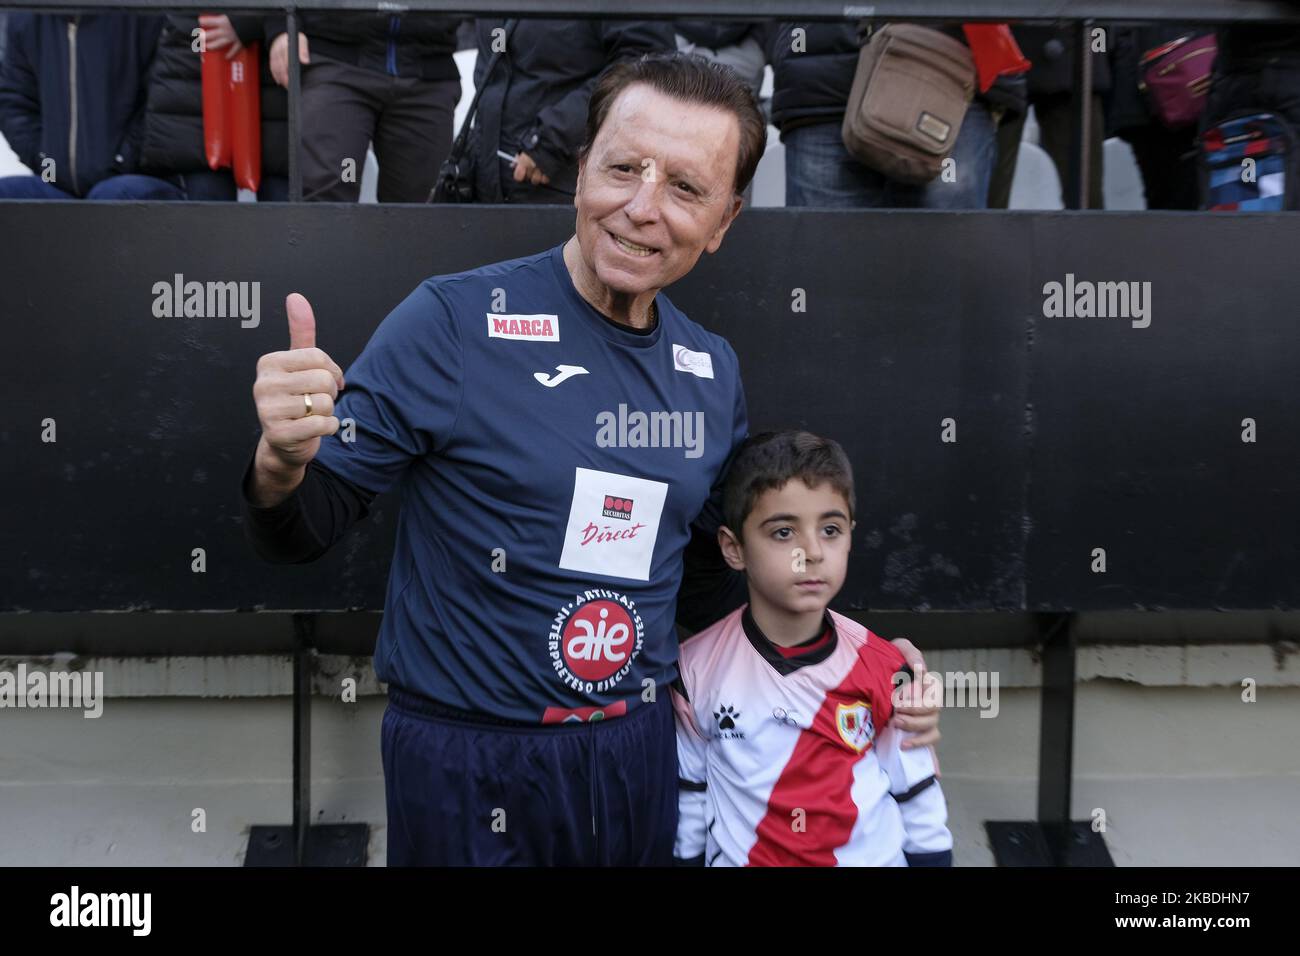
[1001,25,1111,209]
[1201,8,1300,194]
[0,12,183,200]
[674,20,768,99]
[674,20,770,206]
[770,21,998,209]
[464,18,675,203]
[983,72,1029,208]
[137,14,288,201]
[1106,24,1204,211]
[267,11,461,203]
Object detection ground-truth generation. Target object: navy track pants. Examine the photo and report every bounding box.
[381,686,678,866]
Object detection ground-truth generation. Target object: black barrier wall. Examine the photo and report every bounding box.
[1,205,1297,612]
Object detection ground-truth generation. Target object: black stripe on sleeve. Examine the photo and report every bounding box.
[891,775,937,804]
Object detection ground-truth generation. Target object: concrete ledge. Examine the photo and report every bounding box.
[2,686,1296,866]
[3,642,1295,702]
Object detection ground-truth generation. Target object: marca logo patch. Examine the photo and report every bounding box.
[672,344,713,379]
[559,468,667,581]
[487,313,560,341]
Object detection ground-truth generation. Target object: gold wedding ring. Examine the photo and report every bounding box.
[303,393,314,417]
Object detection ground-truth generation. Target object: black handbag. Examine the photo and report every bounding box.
[429,19,518,203]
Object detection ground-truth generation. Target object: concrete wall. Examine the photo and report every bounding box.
[3,643,1296,866]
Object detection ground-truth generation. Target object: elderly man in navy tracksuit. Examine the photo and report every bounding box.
[241,52,942,866]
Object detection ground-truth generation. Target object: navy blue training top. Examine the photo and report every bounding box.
[312,242,748,723]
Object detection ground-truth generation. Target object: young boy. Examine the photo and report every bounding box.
[672,430,953,867]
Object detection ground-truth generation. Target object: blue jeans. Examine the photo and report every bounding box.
[784,103,996,209]
[0,173,186,200]
[177,170,290,202]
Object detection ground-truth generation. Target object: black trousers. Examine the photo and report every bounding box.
[1034,92,1107,209]
[986,95,1106,210]
[299,53,460,203]
[1120,123,1200,211]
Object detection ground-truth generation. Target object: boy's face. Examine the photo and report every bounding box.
[719,479,854,616]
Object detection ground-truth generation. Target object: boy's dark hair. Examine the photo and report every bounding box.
[722,431,856,540]
[580,52,768,196]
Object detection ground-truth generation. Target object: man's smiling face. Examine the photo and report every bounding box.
[573,83,744,297]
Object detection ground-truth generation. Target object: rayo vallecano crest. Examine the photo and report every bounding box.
[836,701,874,752]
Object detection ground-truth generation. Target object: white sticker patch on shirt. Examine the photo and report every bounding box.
[673,344,714,379]
[558,467,668,582]
[487,313,560,341]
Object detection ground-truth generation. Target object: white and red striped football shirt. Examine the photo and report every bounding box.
[673,605,952,867]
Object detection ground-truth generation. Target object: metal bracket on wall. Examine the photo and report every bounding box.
[287,8,301,203]
[986,612,1115,866]
[1064,19,1095,210]
[244,613,370,866]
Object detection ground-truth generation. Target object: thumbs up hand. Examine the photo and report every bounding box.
[251,293,346,484]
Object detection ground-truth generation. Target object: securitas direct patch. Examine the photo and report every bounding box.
[558,468,667,581]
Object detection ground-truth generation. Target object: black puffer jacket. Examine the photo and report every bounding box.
[1012,25,1111,99]
[138,14,287,179]
[1205,2,1300,130]
[467,17,675,203]
[674,20,760,50]
[768,22,860,135]
[266,12,459,81]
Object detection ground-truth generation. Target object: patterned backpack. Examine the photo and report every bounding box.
[1198,111,1298,211]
